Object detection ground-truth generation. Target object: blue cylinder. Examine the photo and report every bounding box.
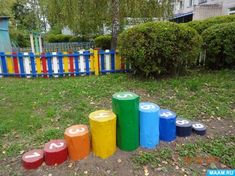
[139,102,160,149]
[159,109,176,142]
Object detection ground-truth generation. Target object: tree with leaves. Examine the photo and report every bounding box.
[39,0,173,49]
[0,0,16,16]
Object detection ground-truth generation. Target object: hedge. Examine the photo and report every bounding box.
[186,14,235,34]
[202,22,235,69]
[46,34,73,43]
[118,21,202,78]
[69,36,90,42]
[94,35,111,49]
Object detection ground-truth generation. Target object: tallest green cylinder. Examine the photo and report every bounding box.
[112,92,139,151]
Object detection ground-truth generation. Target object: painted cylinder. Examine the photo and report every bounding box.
[44,139,68,166]
[89,110,116,159]
[112,92,139,151]
[64,125,90,160]
[139,102,160,149]
[22,149,44,169]
[159,109,176,142]
[176,117,192,137]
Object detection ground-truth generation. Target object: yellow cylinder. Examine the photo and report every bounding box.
[89,110,116,159]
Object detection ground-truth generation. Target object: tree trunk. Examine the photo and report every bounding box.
[111,0,120,50]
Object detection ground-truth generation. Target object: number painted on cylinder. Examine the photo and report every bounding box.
[193,123,204,128]
[161,112,173,117]
[141,104,155,110]
[69,127,85,134]
[49,142,64,150]
[176,119,189,125]
[94,112,109,119]
[25,152,40,159]
[116,93,134,99]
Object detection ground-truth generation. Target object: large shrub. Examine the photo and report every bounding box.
[202,22,235,69]
[94,35,111,49]
[118,21,202,77]
[9,28,30,47]
[186,14,235,34]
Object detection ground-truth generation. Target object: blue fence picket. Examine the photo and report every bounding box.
[58,52,64,77]
[111,50,115,73]
[0,52,8,77]
[18,52,25,78]
[30,52,36,77]
[74,52,80,76]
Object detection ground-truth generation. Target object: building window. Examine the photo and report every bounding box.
[189,0,193,7]
[180,1,184,10]
[229,7,235,15]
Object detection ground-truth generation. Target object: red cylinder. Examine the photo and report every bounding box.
[22,149,44,169]
[44,139,68,166]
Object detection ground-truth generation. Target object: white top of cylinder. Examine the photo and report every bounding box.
[139,102,160,112]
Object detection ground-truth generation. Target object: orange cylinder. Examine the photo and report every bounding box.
[64,125,90,160]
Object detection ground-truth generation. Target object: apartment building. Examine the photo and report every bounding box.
[171,0,235,22]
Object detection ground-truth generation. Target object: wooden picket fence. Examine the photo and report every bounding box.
[0,49,130,78]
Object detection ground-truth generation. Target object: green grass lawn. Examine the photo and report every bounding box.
[0,70,234,173]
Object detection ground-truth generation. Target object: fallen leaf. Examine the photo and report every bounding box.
[220,163,227,169]
[84,171,88,175]
[68,163,73,168]
[144,166,149,176]
[156,168,162,171]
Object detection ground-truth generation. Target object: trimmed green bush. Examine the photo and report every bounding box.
[69,36,81,42]
[186,14,235,34]
[202,22,235,69]
[94,35,111,49]
[45,34,56,42]
[118,21,202,77]
[46,34,73,43]
[69,36,90,42]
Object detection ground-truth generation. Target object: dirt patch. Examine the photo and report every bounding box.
[201,117,235,137]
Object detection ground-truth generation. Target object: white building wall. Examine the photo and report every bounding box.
[173,0,235,21]
[193,4,223,20]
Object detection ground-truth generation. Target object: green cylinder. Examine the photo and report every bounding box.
[112,92,140,151]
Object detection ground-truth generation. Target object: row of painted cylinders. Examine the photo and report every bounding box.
[67,92,176,160]
[23,91,178,169]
